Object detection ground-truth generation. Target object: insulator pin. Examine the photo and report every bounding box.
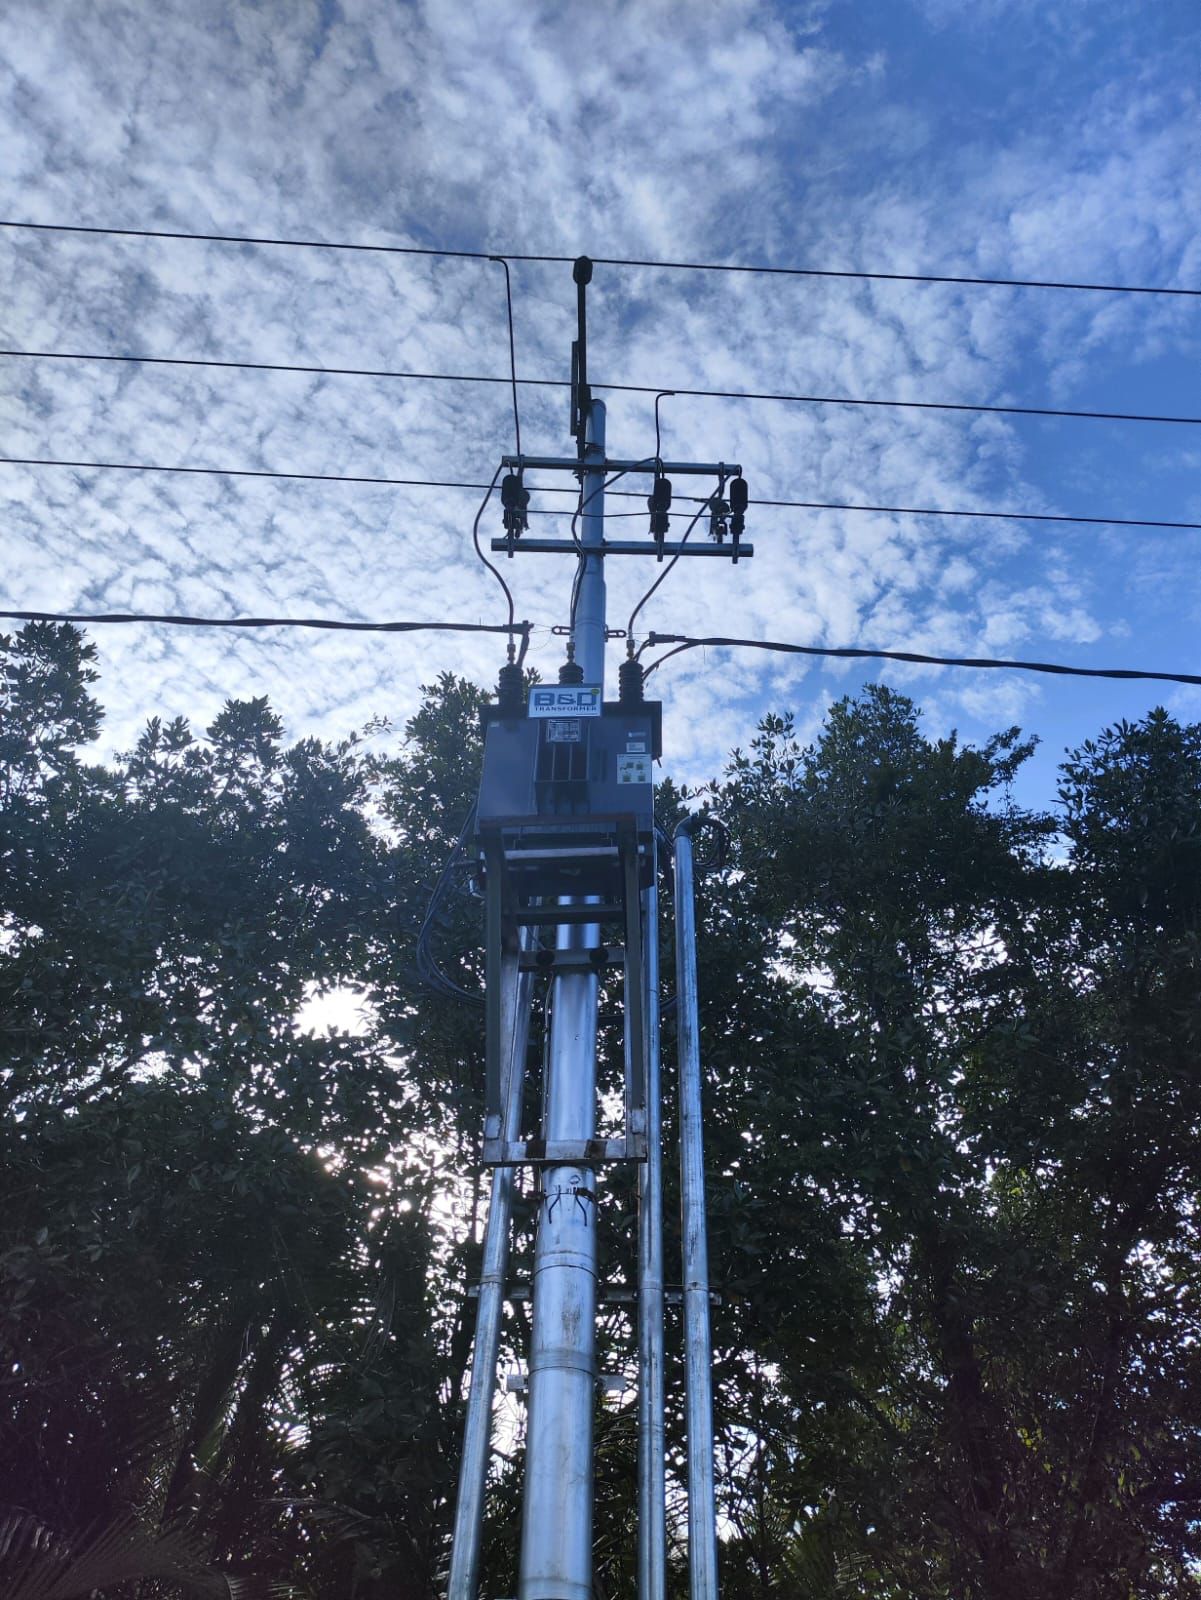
[647,475,673,539]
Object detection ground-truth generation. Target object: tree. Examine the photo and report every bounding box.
[4,626,1201,1599]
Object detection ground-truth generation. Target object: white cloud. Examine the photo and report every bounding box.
[1,0,1197,800]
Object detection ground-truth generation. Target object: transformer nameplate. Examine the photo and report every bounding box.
[529,685,602,718]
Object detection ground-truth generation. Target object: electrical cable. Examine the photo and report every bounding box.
[489,258,523,461]
[592,379,1201,428]
[0,609,530,639]
[3,455,1198,533]
[0,347,564,391]
[627,498,711,644]
[469,464,518,652]
[4,218,1197,297]
[641,632,1201,688]
[697,495,1201,534]
[5,347,1198,426]
[653,392,674,467]
[413,803,485,1007]
[567,460,655,641]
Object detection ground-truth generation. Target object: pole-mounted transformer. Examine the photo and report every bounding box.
[476,675,662,1167]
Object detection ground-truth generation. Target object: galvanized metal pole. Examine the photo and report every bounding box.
[447,958,533,1600]
[674,819,720,1600]
[518,401,607,1600]
[637,844,667,1600]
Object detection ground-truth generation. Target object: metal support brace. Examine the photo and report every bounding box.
[675,820,720,1600]
[447,951,533,1600]
[637,850,667,1600]
[483,833,513,1140]
[622,824,647,1137]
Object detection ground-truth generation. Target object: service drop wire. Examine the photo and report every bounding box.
[566,457,657,642]
[640,632,1201,688]
[0,609,530,641]
[471,462,520,656]
[627,496,711,647]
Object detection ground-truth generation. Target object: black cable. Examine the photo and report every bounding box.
[704,495,1201,533]
[653,391,674,467]
[641,641,695,682]
[3,455,1198,533]
[567,461,655,641]
[627,498,710,644]
[642,632,1201,688]
[0,346,565,392]
[592,379,1201,429]
[0,609,529,638]
[4,218,1196,297]
[0,453,501,489]
[590,254,1201,299]
[5,347,1198,426]
[414,804,485,1007]
[470,465,517,648]
[489,259,523,460]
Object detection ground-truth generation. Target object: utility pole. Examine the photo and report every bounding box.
[448,258,748,1600]
[518,397,607,1600]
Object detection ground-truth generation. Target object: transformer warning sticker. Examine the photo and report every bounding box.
[617,754,652,784]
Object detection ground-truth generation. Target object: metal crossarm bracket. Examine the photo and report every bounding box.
[501,454,740,477]
[479,820,650,1169]
[492,536,753,557]
[482,1135,647,1166]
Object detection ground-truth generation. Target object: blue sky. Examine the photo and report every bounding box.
[2,0,1198,810]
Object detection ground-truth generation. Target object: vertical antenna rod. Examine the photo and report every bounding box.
[518,397,607,1600]
[674,818,720,1600]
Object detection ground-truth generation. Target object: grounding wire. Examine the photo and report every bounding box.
[4,347,1199,426]
[641,633,1201,688]
[3,218,1197,297]
[3,455,1199,534]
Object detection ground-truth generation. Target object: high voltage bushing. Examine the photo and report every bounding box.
[497,660,525,715]
[619,654,645,705]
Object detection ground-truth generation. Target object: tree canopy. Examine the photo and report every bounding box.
[2,621,1199,1599]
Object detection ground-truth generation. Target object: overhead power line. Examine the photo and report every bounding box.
[5,610,1195,692]
[0,609,529,640]
[2,217,1197,298]
[0,347,561,390]
[2,455,1198,533]
[4,346,1198,426]
[642,632,1201,688]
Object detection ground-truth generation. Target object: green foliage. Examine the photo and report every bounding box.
[3,629,1201,1598]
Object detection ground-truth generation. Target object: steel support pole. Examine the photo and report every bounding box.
[637,845,667,1600]
[518,401,607,1600]
[448,958,534,1600]
[674,822,719,1600]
